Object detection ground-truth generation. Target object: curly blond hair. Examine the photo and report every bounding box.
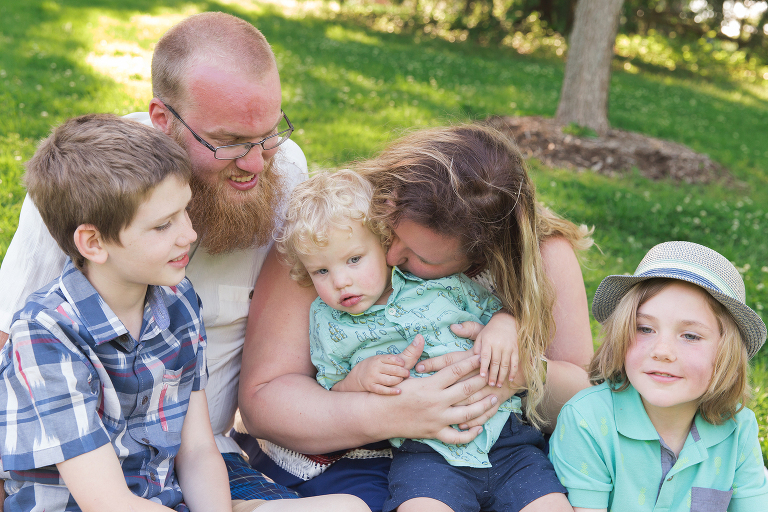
[276,169,389,286]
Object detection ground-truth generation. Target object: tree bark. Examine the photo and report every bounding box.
[555,0,624,136]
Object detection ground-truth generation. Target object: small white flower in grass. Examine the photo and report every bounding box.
[41,111,48,117]
[676,205,683,212]
[700,210,707,216]
[761,267,768,273]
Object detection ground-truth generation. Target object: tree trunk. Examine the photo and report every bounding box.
[555,0,624,136]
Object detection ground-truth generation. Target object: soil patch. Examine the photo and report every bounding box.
[486,116,735,186]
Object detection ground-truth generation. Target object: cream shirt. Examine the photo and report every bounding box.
[0,112,308,454]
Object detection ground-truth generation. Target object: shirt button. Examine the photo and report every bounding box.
[150,472,157,482]
[667,476,673,481]
[141,396,149,405]
[388,308,396,315]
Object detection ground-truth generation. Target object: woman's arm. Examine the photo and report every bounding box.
[539,236,594,367]
[237,247,498,453]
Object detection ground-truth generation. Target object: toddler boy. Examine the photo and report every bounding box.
[0,114,231,512]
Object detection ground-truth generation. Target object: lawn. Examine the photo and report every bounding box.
[2,0,768,459]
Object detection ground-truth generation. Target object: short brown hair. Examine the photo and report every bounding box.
[276,169,389,286]
[589,278,750,424]
[152,12,277,108]
[25,113,191,268]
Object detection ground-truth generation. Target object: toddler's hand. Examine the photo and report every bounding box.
[334,354,411,395]
[452,312,519,387]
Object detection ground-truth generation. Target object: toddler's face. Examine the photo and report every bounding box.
[625,281,721,422]
[300,220,391,315]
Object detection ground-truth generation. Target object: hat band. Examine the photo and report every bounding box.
[636,258,741,301]
[636,267,737,301]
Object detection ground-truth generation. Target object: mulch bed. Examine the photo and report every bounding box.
[486,115,735,186]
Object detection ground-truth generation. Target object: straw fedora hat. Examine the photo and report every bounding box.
[592,241,766,359]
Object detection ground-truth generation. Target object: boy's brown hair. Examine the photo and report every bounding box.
[25,113,191,268]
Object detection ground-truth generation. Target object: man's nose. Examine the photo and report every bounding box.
[235,145,266,174]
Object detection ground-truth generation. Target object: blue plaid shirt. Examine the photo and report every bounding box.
[0,260,207,512]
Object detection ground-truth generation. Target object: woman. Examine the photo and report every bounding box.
[236,123,594,512]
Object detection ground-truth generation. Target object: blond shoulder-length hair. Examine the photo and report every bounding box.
[589,278,750,425]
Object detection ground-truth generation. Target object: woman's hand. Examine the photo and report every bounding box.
[414,334,524,430]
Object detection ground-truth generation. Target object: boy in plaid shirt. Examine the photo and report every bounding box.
[0,114,231,512]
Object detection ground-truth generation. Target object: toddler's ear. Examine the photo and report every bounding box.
[74,224,108,265]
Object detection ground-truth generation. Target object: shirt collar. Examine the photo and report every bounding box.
[613,382,662,440]
[59,259,172,346]
[613,381,737,449]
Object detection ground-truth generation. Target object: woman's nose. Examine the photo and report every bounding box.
[386,237,407,267]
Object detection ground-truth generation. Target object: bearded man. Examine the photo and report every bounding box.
[0,11,370,512]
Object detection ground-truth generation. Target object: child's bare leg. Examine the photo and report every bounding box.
[397,497,454,512]
[519,492,572,512]
[233,494,371,512]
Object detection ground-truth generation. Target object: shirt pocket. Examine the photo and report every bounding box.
[690,487,732,512]
[205,284,252,329]
[158,366,195,434]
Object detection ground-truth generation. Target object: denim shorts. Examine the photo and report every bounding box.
[383,415,566,512]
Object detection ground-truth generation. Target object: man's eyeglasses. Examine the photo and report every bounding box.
[164,103,294,160]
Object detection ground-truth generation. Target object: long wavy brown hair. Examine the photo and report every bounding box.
[357,123,592,428]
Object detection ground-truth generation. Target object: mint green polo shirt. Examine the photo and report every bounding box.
[549,382,768,511]
[310,267,520,468]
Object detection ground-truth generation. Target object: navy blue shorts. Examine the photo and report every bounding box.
[383,415,566,512]
[223,452,301,501]
[232,430,391,512]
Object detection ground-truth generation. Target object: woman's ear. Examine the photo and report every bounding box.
[74,224,108,265]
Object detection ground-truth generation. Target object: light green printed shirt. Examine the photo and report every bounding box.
[310,266,520,468]
[549,382,768,512]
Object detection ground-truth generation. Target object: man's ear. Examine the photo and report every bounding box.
[74,224,108,265]
[148,98,172,135]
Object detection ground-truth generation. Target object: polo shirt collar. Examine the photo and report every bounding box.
[613,381,738,461]
[613,382,660,441]
[58,259,171,346]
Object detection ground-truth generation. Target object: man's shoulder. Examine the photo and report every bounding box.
[123,111,152,126]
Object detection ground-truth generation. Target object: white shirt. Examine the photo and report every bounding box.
[0,112,308,454]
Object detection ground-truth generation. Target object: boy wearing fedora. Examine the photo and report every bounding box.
[550,241,768,511]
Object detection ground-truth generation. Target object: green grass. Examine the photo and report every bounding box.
[2,0,768,460]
